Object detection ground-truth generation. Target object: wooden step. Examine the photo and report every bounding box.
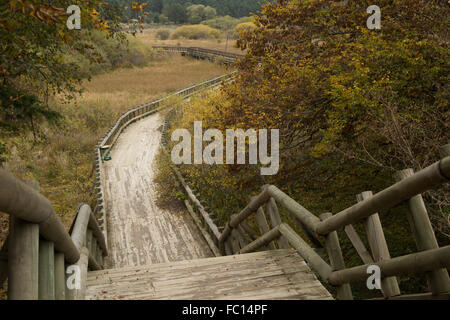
[85,249,333,300]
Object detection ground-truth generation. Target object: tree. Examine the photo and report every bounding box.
[0,0,121,134]
[163,3,187,23]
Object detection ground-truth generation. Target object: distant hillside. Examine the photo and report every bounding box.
[106,0,264,20]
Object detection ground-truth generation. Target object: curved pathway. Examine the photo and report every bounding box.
[103,113,213,268]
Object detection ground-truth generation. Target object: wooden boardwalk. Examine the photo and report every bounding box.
[103,113,213,268]
[86,249,333,300]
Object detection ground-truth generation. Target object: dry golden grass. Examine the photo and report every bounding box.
[136,28,245,55]
[1,53,227,233]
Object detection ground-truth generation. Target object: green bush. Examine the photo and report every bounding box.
[170,25,221,40]
[62,30,154,78]
[156,29,171,40]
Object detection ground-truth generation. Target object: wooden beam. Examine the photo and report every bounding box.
[184,200,221,257]
[395,168,450,295]
[255,205,277,250]
[266,197,290,249]
[316,160,450,235]
[38,239,55,300]
[278,223,333,282]
[358,191,400,298]
[239,226,282,254]
[328,245,450,286]
[8,217,39,300]
[266,185,321,235]
[320,213,353,300]
[344,224,374,264]
[0,169,79,263]
[54,253,66,300]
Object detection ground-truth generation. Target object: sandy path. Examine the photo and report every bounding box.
[103,113,213,268]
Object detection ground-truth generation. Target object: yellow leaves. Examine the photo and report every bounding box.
[91,9,100,17]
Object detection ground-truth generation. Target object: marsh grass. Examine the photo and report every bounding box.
[0,54,226,237]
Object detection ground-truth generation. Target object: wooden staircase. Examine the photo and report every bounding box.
[85,249,332,300]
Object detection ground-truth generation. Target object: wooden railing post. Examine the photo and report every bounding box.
[8,217,39,300]
[54,252,66,300]
[357,191,401,298]
[266,197,290,249]
[394,164,450,294]
[38,239,55,300]
[320,213,353,300]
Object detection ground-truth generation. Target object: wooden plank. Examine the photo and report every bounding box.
[358,191,400,298]
[104,114,213,268]
[344,224,374,264]
[85,250,332,300]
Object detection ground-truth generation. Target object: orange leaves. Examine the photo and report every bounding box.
[8,0,69,27]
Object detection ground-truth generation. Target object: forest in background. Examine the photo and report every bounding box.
[107,0,263,23]
[156,0,450,298]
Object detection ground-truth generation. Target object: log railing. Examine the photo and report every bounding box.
[218,144,450,300]
[0,169,107,300]
[152,46,243,64]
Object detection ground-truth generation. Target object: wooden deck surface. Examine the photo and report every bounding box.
[86,249,333,300]
[103,113,213,268]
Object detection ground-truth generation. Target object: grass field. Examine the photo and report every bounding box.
[0,54,227,265]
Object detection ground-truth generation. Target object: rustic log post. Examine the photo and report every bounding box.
[266,197,290,249]
[395,167,450,295]
[8,217,39,300]
[320,213,353,300]
[357,191,401,298]
[38,239,55,300]
[253,198,276,251]
[54,252,66,300]
[74,247,89,300]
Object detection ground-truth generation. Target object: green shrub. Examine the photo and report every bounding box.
[170,24,221,40]
[156,29,171,40]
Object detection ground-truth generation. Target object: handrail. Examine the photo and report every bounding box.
[0,169,79,263]
[0,169,107,299]
[316,158,450,235]
[217,147,450,299]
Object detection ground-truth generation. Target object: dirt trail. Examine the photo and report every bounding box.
[103,113,213,268]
